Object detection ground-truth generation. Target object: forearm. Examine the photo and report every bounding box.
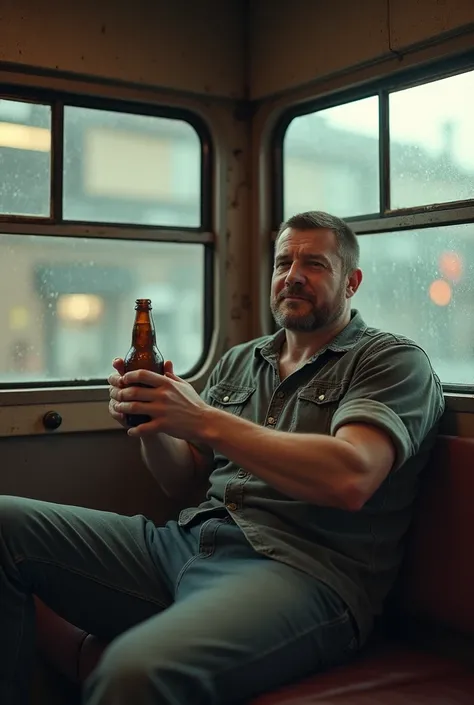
[140,434,212,499]
[199,408,367,510]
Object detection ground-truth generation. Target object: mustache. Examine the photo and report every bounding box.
[277,286,312,303]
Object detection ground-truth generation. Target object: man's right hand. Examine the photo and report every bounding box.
[108,358,128,428]
[108,358,176,430]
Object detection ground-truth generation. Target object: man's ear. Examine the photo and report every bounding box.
[346,268,363,298]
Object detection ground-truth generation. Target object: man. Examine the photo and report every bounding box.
[0,211,444,705]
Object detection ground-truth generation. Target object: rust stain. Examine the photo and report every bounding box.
[231,306,242,321]
[230,180,247,209]
[241,294,251,311]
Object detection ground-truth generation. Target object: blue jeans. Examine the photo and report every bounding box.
[0,495,359,705]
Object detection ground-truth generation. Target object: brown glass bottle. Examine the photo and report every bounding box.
[124,299,164,427]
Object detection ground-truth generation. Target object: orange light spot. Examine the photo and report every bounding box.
[439,251,463,282]
[429,279,452,306]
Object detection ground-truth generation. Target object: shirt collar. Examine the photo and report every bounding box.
[255,309,368,362]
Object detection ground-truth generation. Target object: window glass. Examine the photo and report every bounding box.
[64,107,202,226]
[356,224,474,385]
[0,99,51,216]
[283,96,379,219]
[390,70,474,209]
[0,234,204,383]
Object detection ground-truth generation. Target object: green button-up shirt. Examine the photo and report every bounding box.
[179,310,445,643]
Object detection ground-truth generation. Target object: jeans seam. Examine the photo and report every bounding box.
[174,554,201,595]
[175,519,229,595]
[198,518,223,554]
[16,556,168,609]
[215,608,353,682]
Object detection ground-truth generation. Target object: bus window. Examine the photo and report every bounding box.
[278,64,474,389]
[0,97,212,387]
[283,96,379,220]
[0,99,51,217]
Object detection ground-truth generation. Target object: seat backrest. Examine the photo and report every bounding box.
[397,434,474,635]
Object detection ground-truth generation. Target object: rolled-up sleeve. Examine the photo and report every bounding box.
[330,341,444,470]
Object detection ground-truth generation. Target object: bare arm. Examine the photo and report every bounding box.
[199,408,395,510]
[115,343,442,511]
[108,358,213,499]
[115,367,395,511]
[139,434,213,499]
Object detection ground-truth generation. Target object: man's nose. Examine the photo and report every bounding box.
[285,262,306,286]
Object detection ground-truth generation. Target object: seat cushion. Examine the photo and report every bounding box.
[255,673,474,704]
[251,642,474,704]
[398,435,474,634]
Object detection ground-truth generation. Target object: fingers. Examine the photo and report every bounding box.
[115,400,151,417]
[118,362,178,387]
[165,371,181,382]
[113,358,125,375]
[109,359,125,388]
[164,360,174,375]
[108,358,126,388]
[108,372,124,389]
[122,369,166,387]
[108,399,128,428]
[109,385,156,402]
[110,361,177,437]
[164,360,182,383]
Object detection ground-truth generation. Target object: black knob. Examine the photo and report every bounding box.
[43,411,62,431]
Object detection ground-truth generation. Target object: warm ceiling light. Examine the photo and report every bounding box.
[0,122,51,152]
[57,294,104,323]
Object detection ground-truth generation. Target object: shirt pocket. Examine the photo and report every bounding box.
[208,382,256,419]
[290,382,345,435]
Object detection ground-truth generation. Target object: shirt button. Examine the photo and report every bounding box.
[267,417,276,425]
[318,394,325,401]
[223,395,230,402]
[237,470,247,478]
[226,502,237,511]
[276,392,284,399]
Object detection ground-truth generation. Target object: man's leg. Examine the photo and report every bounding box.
[0,495,177,705]
[84,518,360,705]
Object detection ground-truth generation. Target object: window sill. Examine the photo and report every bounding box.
[0,398,119,438]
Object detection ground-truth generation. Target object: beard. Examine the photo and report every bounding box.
[270,284,346,332]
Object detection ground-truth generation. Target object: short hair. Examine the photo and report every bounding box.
[276,211,360,274]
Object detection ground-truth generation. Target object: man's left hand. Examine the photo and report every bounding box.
[115,365,209,441]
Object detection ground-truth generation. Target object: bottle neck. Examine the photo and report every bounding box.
[131,311,156,348]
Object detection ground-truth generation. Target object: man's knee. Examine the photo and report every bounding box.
[85,637,169,704]
[85,644,148,702]
[84,631,212,705]
[0,495,33,535]
[0,496,54,562]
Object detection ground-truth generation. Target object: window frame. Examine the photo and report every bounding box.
[0,85,214,390]
[272,50,474,395]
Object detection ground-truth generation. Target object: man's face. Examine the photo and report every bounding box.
[270,227,355,332]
